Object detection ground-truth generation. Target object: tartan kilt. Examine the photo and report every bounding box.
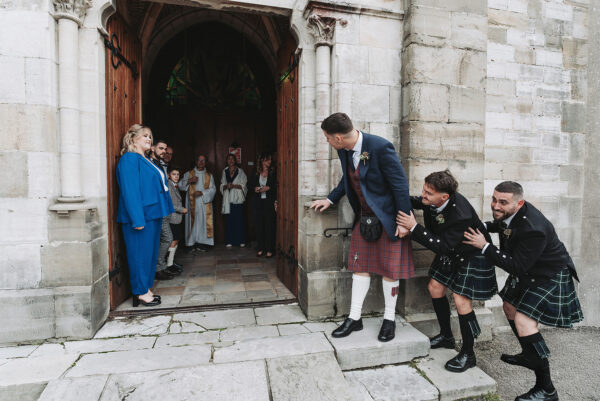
[348,224,415,280]
[430,256,498,301]
[500,269,584,328]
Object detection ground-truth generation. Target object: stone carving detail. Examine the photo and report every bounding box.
[308,14,344,46]
[53,0,92,24]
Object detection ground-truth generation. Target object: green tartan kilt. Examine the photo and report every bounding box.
[500,269,584,328]
[429,255,498,301]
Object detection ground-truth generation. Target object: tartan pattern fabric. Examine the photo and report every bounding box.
[348,224,415,279]
[430,255,498,300]
[500,269,584,328]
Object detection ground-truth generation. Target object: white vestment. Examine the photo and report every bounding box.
[180,168,216,246]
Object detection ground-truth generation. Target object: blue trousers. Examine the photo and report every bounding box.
[225,204,245,246]
[121,218,161,295]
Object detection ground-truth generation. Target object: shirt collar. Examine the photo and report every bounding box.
[436,198,450,213]
[503,212,517,227]
[351,130,363,153]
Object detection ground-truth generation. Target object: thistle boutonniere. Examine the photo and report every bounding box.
[503,228,512,237]
[435,214,445,224]
[360,151,370,165]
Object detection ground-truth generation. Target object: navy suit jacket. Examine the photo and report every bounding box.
[116,152,174,228]
[327,132,410,239]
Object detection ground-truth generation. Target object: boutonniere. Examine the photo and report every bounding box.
[503,228,512,237]
[435,214,445,224]
[359,151,370,165]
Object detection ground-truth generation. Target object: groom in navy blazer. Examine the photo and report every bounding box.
[311,113,414,342]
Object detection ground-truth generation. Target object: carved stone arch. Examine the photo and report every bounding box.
[142,9,281,98]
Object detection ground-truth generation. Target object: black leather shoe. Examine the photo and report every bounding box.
[430,334,456,349]
[155,270,174,280]
[378,319,396,342]
[445,352,476,372]
[153,295,161,301]
[133,296,161,307]
[165,266,182,276]
[332,318,363,338]
[501,352,534,369]
[515,387,558,401]
[172,262,184,270]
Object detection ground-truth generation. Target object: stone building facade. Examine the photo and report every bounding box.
[0,0,598,345]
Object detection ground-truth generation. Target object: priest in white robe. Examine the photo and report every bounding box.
[180,155,216,250]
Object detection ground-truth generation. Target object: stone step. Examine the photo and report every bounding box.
[406,307,494,342]
[415,348,497,401]
[326,317,430,370]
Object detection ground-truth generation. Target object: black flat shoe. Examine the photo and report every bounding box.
[430,334,456,349]
[445,351,476,372]
[515,387,558,401]
[378,319,396,342]
[332,318,363,338]
[501,352,534,369]
[133,296,161,307]
[165,266,182,276]
[153,295,161,301]
[172,262,184,270]
[155,270,174,280]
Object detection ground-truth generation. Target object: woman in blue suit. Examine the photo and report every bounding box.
[117,124,174,307]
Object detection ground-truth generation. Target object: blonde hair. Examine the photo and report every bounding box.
[120,124,153,155]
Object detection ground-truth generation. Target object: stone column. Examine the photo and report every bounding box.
[52,0,91,203]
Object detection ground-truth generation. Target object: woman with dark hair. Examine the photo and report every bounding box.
[250,152,277,257]
[116,124,174,307]
[220,153,248,247]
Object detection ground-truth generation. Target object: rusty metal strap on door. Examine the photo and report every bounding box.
[103,33,139,79]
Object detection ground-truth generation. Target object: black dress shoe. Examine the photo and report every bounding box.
[430,334,456,349]
[332,318,363,338]
[155,270,174,280]
[445,351,476,372]
[133,296,161,307]
[172,262,184,270]
[501,352,534,369]
[378,319,396,342]
[515,387,558,401]
[165,266,182,276]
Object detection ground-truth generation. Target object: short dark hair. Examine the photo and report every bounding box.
[495,181,523,200]
[424,170,458,195]
[321,112,354,135]
[167,166,180,174]
[154,138,168,146]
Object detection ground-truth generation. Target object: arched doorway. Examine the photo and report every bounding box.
[104,4,299,312]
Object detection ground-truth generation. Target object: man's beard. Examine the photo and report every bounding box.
[492,206,517,221]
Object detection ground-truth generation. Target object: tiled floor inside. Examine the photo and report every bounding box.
[115,245,295,311]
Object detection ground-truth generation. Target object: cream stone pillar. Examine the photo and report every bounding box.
[51,0,92,206]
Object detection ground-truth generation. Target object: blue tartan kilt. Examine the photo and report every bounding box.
[430,255,498,301]
[500,269,584,328]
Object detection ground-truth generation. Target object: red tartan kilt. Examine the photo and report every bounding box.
[348,224,415,280]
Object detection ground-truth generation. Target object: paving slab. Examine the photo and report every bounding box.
[278,323,310,336]
[168,320,207,334]
[38,375,109,401]
[267,352,356,401]
[172,308,255,329]
[303,322,339,333]
[28,343,67,357]
[64,336,157,354]
[0,344,38,359]
[220,325,279,342]
[416,348,497,401]
[65,345,211,378]
[93,315,171,338]
[98,361,269,401]
[154,331,220,348]
[213,332,333,364]
[345,365,439,401]
[255,304,307,325]
[326,318,429,370]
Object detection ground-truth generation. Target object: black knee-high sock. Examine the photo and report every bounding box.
[508,319,525,354]
[432,297,452,338]
[520,332,555,392]
[458,311,480,355]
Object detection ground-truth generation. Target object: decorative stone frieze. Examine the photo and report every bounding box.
[52,0,92,25]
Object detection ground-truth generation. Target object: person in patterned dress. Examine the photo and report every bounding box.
[310,112,414,342]
[396,170,497,372]
[463,181,583,401]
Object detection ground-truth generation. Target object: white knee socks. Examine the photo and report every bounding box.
[167,245,177,267]
[349,274,371,320]
[382,279,400,321]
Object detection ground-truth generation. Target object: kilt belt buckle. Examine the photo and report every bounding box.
[366,218,372,224]
[510,276,519,289]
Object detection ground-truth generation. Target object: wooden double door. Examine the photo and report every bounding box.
[105,14,299,309]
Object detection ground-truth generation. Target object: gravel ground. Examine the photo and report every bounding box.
[474,326,600,401]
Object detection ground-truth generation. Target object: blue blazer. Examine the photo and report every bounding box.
[116,152,174,228]
[327,132,410,239]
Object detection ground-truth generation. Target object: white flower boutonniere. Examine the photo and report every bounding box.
[435,214,445,224]
[503,228,512,237]
[360,151,370,165]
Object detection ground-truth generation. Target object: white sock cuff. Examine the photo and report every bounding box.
[352,274,371,283]
[382,279,399,289]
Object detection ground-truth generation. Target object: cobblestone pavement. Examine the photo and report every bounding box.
[475,326,600,401]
